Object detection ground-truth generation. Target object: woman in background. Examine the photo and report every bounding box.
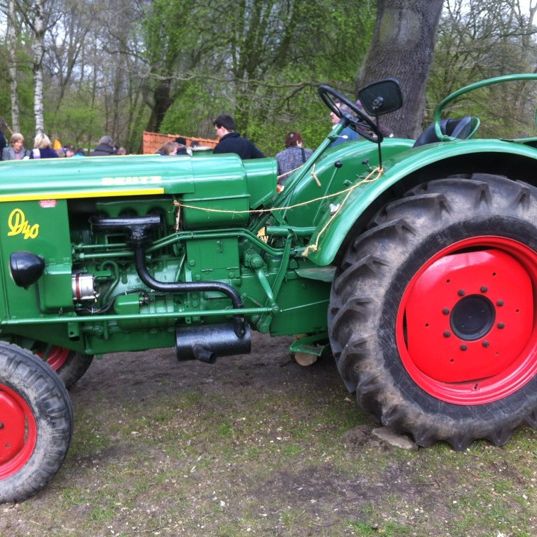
[2,133,30,160]
[275,131,313,185]
[30,133,58,159]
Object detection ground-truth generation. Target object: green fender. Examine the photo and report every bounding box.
[305,138,537,266]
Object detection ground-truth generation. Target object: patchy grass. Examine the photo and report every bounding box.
[1,334,535,536]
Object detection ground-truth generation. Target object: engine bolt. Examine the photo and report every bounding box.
[496,300,504,307]
[460,345,468,351]
[480,286,488,293]
[482,340,490,348]
[457,289,465,296]
[497,322,505,329]
[442,308,450,315]
[443,331,451,338]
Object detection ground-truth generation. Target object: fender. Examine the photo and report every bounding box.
[305,138,537,266]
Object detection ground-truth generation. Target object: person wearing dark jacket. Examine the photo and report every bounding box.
[30,133,58,159]
[91,135,116,156]
[0,130,6,160]
[212,115,264,159]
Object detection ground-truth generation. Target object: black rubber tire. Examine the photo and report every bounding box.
[35,345,93,389]
[55,352,93,389]
[329,174,537,450]
[0,342,73,503]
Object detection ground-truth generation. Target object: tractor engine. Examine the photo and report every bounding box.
[1,154,278,360]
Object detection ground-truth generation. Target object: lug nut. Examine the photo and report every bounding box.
[0,422,4,429]
[480,286,488,293]
[442,308,450,315]
[443,331,451,338]
[482,340,490,348]
[458,289,465,296]
[497,322,505,329]
[460,344,468,351]
[496,300,504,307]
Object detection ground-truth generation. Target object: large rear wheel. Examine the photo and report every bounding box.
[0,342,73,502]
[329,175,537,449]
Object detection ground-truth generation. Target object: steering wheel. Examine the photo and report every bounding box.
[318,84,383,143]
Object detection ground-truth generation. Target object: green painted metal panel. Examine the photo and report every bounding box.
[182,155,276,228]
[243,158,278,208]
[305,139,537,266]
[0,200,72,319]
[185,237,240,281]
[281,139,414,227]
[0,155,194,200]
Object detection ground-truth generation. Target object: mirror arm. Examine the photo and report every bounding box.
[375,114,383,169]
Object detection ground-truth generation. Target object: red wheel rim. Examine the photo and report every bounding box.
[0,384,37,479]
[38,346,70,371]
[396,236,537,405]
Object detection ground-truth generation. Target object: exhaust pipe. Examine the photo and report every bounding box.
[176,322,251,363]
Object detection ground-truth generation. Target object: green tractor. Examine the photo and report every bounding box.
[1,74,536,502]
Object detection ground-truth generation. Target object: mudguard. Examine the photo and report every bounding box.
[305,138,537,266]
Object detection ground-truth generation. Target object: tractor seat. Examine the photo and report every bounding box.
[413,116,479,147]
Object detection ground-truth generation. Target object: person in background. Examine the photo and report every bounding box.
[64,144,76,158]
[116,147,127,155]
[213,114,264,159]
[329,102,360,146]
[0,129,6,160]
[2,133,30,160]
[275,131,313,184]
[174,137,190,155]
[30,133,58,159]
[91,135,116,156]
[156,141,180,156]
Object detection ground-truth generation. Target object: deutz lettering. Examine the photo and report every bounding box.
[101,176,162,186]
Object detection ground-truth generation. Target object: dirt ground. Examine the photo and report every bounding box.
[1,333,536,536]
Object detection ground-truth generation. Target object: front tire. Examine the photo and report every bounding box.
[329,175,537,449]
[36,345,93,388]
[0,342,73,502]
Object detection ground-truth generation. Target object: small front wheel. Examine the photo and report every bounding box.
[36,345,93,388]
[0,342,73,502]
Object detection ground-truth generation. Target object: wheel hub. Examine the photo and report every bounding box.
[450,294,495,341]
[0,384,36,478]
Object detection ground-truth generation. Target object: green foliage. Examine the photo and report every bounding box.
[0,41,35,139]
[158,0,376,155]
[46,89,105,148]
[427,0,537,138]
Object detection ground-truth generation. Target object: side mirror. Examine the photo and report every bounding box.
[358,78,403,116]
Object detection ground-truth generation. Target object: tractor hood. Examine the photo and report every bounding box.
[0,154,277,210]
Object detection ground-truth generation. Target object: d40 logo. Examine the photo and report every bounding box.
[7,209,40,240]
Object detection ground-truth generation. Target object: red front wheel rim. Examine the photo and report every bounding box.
[396,236,537,405]
[37,346,70,371]
[0,384,37,479]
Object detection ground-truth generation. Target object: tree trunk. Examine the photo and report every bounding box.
[357,0,444,138]
[7,0,20,133]
[32,0,46,135]
[145,79,173,133]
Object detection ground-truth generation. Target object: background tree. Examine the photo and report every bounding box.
[15,0,58,135]
[6,0,21,132]
[2,0,537,153]
[357,0,444,138]
[428,0,537,137]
